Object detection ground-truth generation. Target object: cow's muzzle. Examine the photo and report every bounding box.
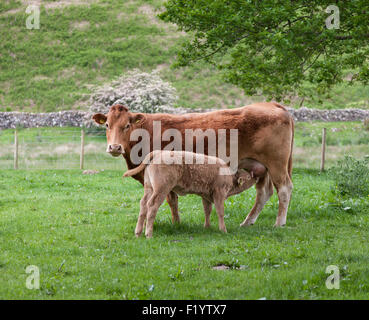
[107,144,124,157]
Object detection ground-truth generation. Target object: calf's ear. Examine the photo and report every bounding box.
[92,113,107,125]
[129,113,146,125]
[237,177,245,186]
[237,173,252,186]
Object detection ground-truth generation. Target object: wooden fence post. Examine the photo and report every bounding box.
[320,127,326,172]
[80,129,85,170]
[14,129,18,169]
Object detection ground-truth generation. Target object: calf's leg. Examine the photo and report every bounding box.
[135,185,152,237]
[202,198,212,228]
[145,191,168,238]
[213,195,227,233]
[166,191,180,223]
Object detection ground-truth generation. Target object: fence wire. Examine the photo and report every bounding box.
[1,127,367,170]
[0,128,126,170]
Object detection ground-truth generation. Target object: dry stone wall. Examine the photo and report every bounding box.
[0,107,368,130]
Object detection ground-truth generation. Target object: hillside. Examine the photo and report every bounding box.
[1,0,368,112]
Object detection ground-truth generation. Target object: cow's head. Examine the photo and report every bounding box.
[92,104,146,157]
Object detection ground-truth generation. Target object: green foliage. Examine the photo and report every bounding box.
[160,0,369,100]
[329,155,369,197]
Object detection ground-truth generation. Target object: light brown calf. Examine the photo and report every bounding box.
[123,150,260,238]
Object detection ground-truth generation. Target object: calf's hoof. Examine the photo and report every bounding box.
[135,228,143,237]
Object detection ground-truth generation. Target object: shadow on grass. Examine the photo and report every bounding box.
[144,219,280,240]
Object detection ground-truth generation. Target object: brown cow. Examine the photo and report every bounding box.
[93,102,294,227]
[123,150,258,238]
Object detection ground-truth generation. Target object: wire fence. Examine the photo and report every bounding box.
[0,126,367,170]
[0,128,126,170]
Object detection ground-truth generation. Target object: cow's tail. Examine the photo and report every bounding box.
[123,151,156,178]
[288,117,294,179]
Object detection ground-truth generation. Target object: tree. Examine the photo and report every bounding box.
[159,0,369,101]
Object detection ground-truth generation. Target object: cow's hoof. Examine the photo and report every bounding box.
[273,223,286,228]
[240,221,254,227]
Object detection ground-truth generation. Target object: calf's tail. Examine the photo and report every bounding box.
[123,151,156,177]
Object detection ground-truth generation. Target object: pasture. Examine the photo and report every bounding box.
[0,122,368,299]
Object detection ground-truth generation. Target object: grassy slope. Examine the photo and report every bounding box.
[0,0,368,112]
[0,168,368,299]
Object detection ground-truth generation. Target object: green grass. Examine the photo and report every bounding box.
[0,0,368,112]
[0,120,368,299]
[0,168,368,299]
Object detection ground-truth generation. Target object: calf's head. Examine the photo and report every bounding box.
[92,104,146,157]
[228,169,256,197]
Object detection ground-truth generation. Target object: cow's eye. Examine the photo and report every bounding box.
[124,123,130,130]
[105,123,109,128]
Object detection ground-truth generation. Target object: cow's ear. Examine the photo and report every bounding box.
[92,113,107,125]
[129,113,146,125]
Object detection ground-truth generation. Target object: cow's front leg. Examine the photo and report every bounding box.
[166,191,180,224]
[240,174,273,226]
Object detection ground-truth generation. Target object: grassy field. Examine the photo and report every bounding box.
[0,120,368,299]
[0,0,368,112]
[0,167,368,299]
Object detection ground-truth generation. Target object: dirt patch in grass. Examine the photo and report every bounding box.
[70,20,90,31]
[22,0,98,9]
[212,265,230,270]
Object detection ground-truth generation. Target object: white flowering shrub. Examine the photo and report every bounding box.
[89,69,178,115]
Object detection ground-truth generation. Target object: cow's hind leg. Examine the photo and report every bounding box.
[240,174,273,227]
[135,185,152,237]
[269,169,293,227]
[166,191,180,223]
